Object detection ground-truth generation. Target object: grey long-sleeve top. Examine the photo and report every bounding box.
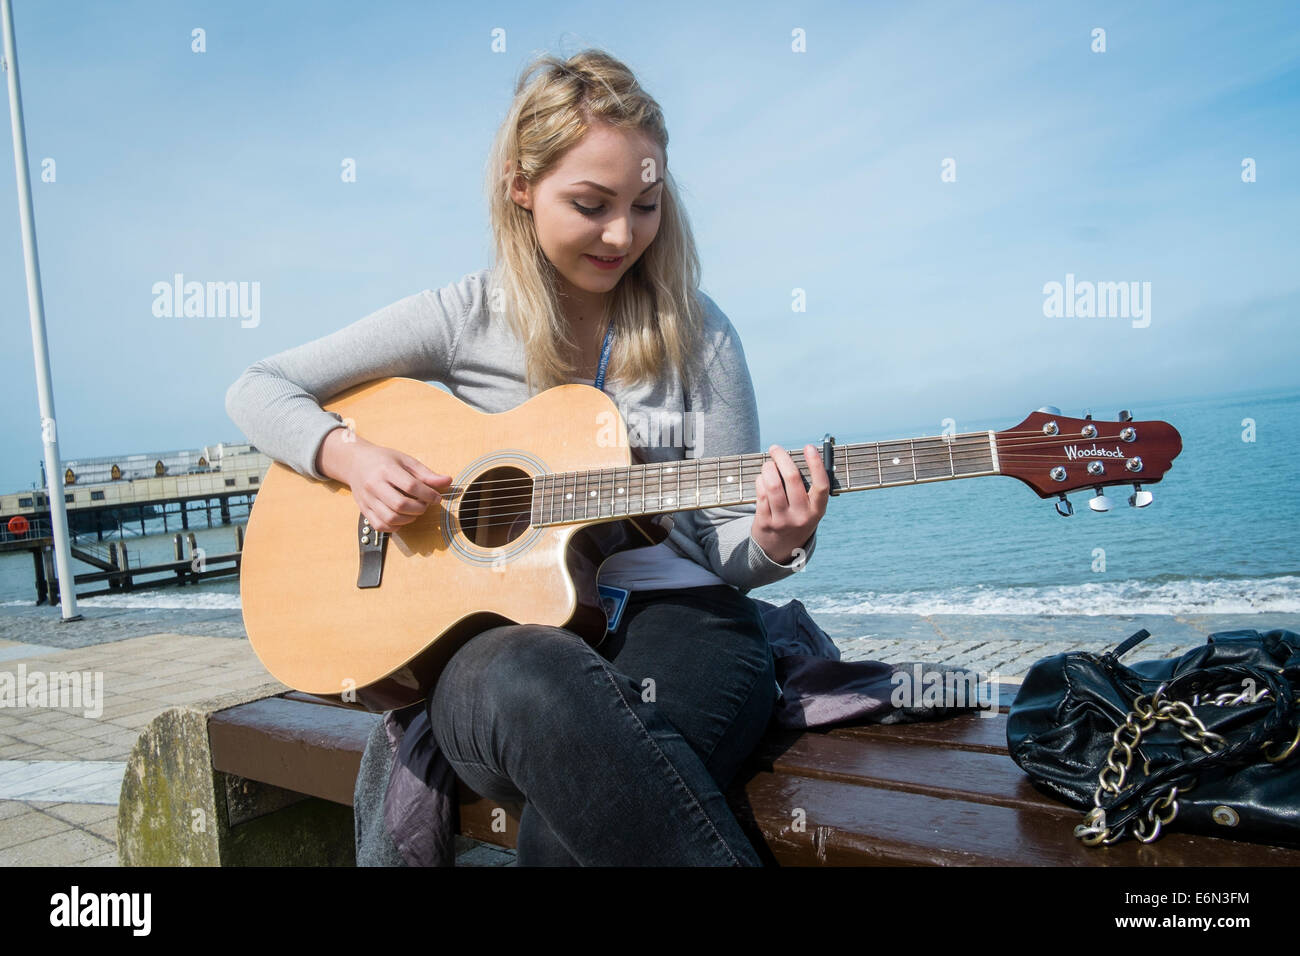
[224,268,817,594]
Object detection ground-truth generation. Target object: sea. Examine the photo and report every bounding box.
[1,387,1296,641]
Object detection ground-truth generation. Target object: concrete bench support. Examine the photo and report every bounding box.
[117,683,358,866]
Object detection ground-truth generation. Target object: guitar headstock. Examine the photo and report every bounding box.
[994,408,1182,515]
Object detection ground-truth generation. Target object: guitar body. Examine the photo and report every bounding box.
[240,378,1184,713]
[239,378,669,711]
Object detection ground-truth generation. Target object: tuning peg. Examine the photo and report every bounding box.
[1088,489,1112,512]
[1083,408,1093,420]
[1129,483,1153,508]
[1037,405,1062,415]
[1055,494,1074,517]
[1118,410,1132,422]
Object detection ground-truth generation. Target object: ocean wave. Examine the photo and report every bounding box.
[4,575,1297,617]
[800,575,1300,616]
[75,591,242,611]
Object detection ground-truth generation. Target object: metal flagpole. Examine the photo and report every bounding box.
[2,0,81,621]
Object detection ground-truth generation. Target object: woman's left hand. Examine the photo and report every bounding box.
[751,443,829,569]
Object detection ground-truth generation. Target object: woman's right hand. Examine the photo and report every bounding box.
[317,427,452,532]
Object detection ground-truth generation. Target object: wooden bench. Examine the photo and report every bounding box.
[116,684,1300,866]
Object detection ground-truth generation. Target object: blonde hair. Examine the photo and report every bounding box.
[484,48,709,395]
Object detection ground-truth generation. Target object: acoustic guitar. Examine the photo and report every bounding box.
[238,377,1183,711]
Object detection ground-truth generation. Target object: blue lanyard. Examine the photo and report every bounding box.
[593,318,615,393]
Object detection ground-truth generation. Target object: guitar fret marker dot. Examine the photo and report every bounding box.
[665,496,674,504]
[565,492,573,500]
[892,457,901,465]
[725,475,734,482]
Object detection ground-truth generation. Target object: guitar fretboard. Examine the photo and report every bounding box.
[530,431,999,526]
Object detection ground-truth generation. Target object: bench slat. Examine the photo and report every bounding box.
[752,730,1052,813]
[209,697,379,806]
[731,771,1300,866]
[280,690,371,711]
[826,712,1009,753]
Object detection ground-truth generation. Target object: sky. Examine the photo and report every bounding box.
[1,0,1297,491]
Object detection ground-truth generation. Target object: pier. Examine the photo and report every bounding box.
[1,441,271,604]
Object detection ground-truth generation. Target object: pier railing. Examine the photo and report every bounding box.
[1,519,139,564]
[0,516,54,545]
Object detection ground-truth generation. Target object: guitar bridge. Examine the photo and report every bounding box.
[356,513,389,588]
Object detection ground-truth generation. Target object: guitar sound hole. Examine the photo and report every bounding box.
[457,466,533,547]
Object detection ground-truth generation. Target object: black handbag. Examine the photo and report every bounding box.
[1006,626,1300,847]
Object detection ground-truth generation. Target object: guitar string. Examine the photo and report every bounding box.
[398,442,1143,507]
[340,421,1166,509]
[384,462,1150,535]
[405,444,1149,502]
[390,430,1155,499]
[368,443,1148,533]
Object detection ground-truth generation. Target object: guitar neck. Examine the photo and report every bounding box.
[530,430,999,526]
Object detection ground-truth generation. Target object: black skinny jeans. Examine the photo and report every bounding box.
[426,584,777,866]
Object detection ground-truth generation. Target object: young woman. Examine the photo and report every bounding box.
[226,48,829,865]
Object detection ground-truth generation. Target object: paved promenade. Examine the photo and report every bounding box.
[1,602,1295,867]
[0,631,274,866]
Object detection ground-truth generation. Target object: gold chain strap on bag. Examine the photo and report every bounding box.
[1073,681,1299,845]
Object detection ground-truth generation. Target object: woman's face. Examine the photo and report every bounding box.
[512,123,665,309]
